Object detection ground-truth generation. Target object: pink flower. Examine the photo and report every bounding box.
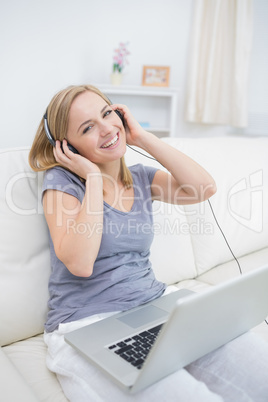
[113,42,130,73]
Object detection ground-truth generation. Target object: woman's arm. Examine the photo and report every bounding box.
[43,140,104,277]
[112,104,217,205]
[134,131,217,204]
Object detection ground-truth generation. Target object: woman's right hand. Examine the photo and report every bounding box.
[53,139,101,179]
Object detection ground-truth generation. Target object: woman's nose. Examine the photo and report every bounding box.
[99,120,113,136]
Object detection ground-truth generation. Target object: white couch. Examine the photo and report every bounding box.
[1,136,268,401]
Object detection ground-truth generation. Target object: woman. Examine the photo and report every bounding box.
[29,84,268,401]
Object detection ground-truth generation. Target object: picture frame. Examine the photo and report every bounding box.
[142,66,170,87]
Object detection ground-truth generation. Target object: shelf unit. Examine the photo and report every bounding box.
[96,85,179,137]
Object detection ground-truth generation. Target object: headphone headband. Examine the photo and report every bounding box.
[43,112,56,147]
[43,111,79,154]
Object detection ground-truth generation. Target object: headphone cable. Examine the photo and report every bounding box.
[207,199,242,275]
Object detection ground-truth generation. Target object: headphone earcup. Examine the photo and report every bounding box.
[115,109,125,127]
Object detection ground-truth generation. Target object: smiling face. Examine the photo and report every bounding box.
[66,90,126,166]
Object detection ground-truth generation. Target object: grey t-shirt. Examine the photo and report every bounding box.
[42,164,166,332]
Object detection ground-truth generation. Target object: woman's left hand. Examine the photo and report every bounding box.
[111,104,147,147]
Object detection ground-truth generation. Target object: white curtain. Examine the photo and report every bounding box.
[186,0,253,128]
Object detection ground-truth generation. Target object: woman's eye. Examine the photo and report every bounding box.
[82,125,93,134]
[103,110,112,117]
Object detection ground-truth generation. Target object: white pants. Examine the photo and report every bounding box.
[44,292,268,401]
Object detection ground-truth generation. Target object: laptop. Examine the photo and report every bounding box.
[65,264,268,394]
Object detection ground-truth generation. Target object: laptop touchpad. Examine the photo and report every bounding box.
[117,305,167,328]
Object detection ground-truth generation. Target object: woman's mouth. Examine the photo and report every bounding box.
[101,134,119,149]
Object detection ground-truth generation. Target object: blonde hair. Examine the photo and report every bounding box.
[29,84,132,187]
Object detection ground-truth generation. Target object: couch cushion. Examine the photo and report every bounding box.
[126,137,268,278]
[150,201,197,284]
[197,246,268,285]
[163,137,268,275]
[0,148,50,346]
[0,347,39,402]
[3,335,67,401]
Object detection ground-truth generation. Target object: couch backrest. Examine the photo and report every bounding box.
[0,148,50,346]
[176,137,268,275]
[125,137,268,277]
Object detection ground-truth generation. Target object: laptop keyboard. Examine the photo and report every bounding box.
[107,323,163,370]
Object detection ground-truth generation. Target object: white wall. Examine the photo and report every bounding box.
[0,0,267,148]
[0,0,193,148]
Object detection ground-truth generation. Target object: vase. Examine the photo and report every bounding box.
[110,72,123,85]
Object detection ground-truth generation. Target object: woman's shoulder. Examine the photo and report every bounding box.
[129,163,158,185]
[42,166,85,202]
[44,166,83,185]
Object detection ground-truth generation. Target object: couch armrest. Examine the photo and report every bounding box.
[0,348,39,402]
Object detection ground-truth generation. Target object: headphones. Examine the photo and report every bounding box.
[43,112,79,154]
[43,108,125,155]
